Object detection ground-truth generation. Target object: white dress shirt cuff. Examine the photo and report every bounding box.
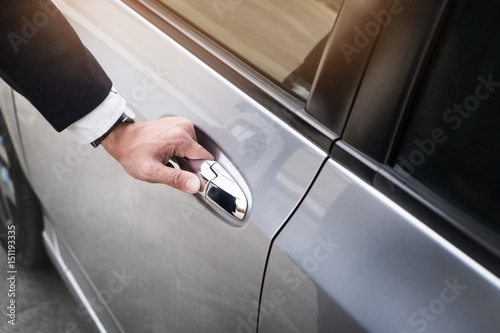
[66,88,136,144]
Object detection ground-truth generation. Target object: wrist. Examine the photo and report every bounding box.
[91,113,135,148]
[101,121,135,151]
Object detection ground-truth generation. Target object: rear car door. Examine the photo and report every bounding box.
[260,0,500,331]
[11,0,347,331]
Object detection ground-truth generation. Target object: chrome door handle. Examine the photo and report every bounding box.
[168,157,248,222]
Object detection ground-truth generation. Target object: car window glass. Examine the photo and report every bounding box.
[393,0,500,233]
[156,0,343,101]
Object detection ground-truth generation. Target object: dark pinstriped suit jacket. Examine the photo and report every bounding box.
[0,0,111,132]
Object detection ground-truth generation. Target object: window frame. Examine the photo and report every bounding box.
[329,0,500,275]
[120,0,356,152]
[306,0,396,135]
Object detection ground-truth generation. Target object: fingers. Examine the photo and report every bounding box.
[155,163,202,194]
[155,118,213,161]
[164,116,198,141]
[103,115,214,192]
[184,143,215,161]
[174,119,213,161]
[172,134,214,162]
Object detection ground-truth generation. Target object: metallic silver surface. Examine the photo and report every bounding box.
[205,162,248,223]
[8,0,327,332]
[260,159,500,332]
[0,81,27,174]
[0,245,99,333]
[0,0,497,332]
[170,158,249,223]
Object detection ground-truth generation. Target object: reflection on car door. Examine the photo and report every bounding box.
[260,158,500,332]
[259,0,500,331]
[13,0,329,331]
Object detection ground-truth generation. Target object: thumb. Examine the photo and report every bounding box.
[159,166,202,194]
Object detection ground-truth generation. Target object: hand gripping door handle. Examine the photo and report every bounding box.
[168,157,248,222]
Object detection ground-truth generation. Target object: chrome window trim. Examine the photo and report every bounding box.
[138,0,305,111]
[121,0,338,150]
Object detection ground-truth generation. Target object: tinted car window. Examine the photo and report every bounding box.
[393,0,500,233]
[156,0,343,100]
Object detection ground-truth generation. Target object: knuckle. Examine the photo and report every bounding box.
[166,171,184,188]
[169,127,185,137]
[141,162,159,181]
[178,118,194,130]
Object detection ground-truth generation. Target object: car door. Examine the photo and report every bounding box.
[260,0,500,331]
[11,0,348,332]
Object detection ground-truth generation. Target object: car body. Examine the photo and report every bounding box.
[0,0,499,332]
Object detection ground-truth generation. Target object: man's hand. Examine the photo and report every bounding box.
[101,116,214,193]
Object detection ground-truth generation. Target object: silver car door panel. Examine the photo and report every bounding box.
[43,218,119,333]
[0,81,27,174]
[260,158,500,332]
[14,0,330,331]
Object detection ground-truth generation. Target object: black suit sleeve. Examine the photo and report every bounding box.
[0,0,112,132]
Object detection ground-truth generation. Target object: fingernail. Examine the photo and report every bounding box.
[186,177,200,193]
